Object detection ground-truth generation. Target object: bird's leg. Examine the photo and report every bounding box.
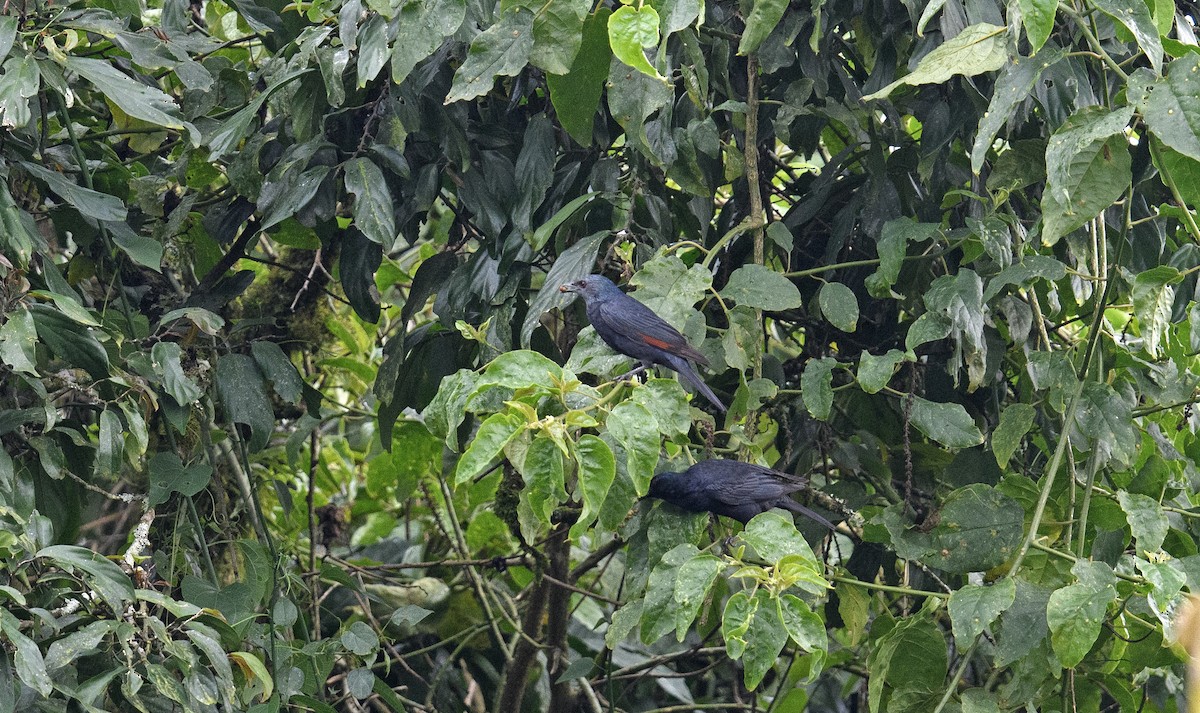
[618,362,651,382]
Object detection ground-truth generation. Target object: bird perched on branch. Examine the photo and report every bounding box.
[560,274,726,412]
[646,459,838,530]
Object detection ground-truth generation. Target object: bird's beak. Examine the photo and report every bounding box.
[559,282,578,294]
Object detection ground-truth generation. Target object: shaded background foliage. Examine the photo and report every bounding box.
[4,0,1200,710]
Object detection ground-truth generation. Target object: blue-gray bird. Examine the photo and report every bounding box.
[560,275,726,412]
[646,459,837,530]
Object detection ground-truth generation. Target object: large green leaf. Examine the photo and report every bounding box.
[390,0,467,86]
[1046,562,1117,668]
[720,264,803,310]
[0,56,38,129]
[864,24,1007,101]
[571,434,616,539]
[608,4,663,80]
[910,397,984,448]
[948,579,1016,647]
[1041,107,1133,245]
[547,9,611,145]
[972,48,1065,172]
[66,57,199,145]
[445,7,534,103]
[214,354,275,452]
[1091,0,1163,74]
[343,157,396,248]
[739,0,789,55]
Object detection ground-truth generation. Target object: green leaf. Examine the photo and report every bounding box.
[0,56,39,129]
[1073,382,1137,469]
[995,580,1052,666]
[801,357,835,421]
[961,689,1003,713]
[857,349,907,394]
[521,231,606,347]
[992,403,1034,467]
[972,48,1065,172]
[1017,0,1057,52]
[455,412,525,485]
[1131,55,1200,161]
[739,510,820,565]
[344,157,396,248]
[982,255,1067,302]
[251,340,305,404]
[722,590,756,660]
[948,579,1016,647]
[548,9,611,145]
[367,421,441,499]
[721,264,802,310]
[723,304,760,372]
[818,282,858,332]
[1041,107,1134,245]
[111,229,164,271]
[356,13,389,86]
[1131,265,1182,358]
[214,354,275,452]
[341,621,379,656]
[37,544,136,612]
[571,435,616,539]
[630,378,693,437]
[866,609,948,712]
[95,407,123,479]
[65,57,199,145]
[0,306,37,375]
[925,269,987,390]
[20,161,127,222]
[523,0,589,74]
[1116,491,1169,553]
[866,218,940,297]
[607,401,659,494]
[446,7,535,104]
[516,433,568,534]
[628,254,712,327]
[148,452,213,507]
[608,4,663,80]
[0,609,52,696]
[45,620,117,673]
[1047,570,1117,667]
[672,551,724,641]
[742,589,789,690]
[864,24,1007,101]
[739,0,788,55]
[928,484,1024,572]
[0,17,14,63]
[910,396,984,448]
[640,543,697,643]
[1091,0,1163,74]
[158,307,225,335]
[778,594,826,651]
[207,69,311,159]
[391,0,467,86]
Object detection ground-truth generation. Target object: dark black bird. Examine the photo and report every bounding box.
[646,459,837,530]
[560,274,726,412]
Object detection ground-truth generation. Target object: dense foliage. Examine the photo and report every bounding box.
[4,0,1200,709]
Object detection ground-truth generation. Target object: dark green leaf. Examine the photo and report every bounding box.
[864,24,1007,101]
[0,56,39,129]
[1091,0,1163,74]
[37,544,135,612]
[21,162,126,222]
[972,48,1065,172]
[857,349,907,394]
[547,9,611,145]
[446,8,535,103]
[66,57,199,144]
[148,452,214,507]
[910,396,984,448]
[739,0,788,55]
[215,354,275,452]
[95,408,123,479]
[391,0,467,86]
[928,484,1025,572]
[948,579,1016,646]
[344,157,396,248]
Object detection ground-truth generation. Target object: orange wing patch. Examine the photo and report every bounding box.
[641,335,673,350]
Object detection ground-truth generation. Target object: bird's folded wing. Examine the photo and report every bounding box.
[595,296,709,366]
[708,473,805,506]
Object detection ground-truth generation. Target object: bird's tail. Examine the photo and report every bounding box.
[670,356,727,412]
[782,500,839,532]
